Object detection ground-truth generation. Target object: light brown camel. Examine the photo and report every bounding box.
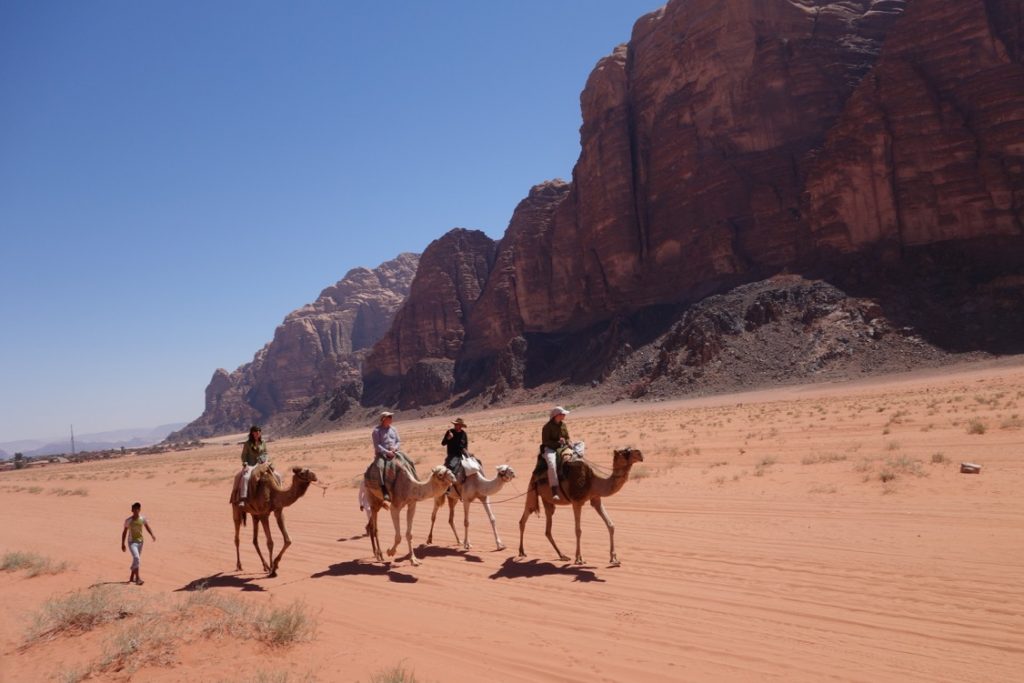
[230,464,318,577]
[426,464,516,551]
[518,447,643,566]
[363,463,456,566]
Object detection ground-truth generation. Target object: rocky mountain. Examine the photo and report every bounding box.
[170,254,419,440]
[175,0,1023,437]
[446,0,1023,398]
[361,229,497,409]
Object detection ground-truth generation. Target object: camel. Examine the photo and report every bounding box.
[230,464,318,577]
[518,447,643,566]
[426,464,516,551]
[362,462,456,566]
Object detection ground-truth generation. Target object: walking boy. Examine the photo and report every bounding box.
[121,501,156,585]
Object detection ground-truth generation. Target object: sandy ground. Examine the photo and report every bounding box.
[2,358,1023,682]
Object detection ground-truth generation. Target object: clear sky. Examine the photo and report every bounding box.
[0,1,662,442]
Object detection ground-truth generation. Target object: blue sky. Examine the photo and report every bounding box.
[0,1,661,441]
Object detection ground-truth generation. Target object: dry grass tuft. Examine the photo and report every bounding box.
[801,453,847,465]
[966,419,987,435]
[26,585,134,643]
[368,663,422,683]
[1,551,70,577]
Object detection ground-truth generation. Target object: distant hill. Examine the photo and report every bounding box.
[0,423,186,458]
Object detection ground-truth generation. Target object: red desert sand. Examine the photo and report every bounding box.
[2,358,1023,682]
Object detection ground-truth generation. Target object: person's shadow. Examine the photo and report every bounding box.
[488,557,605,582]
[310,559,418,583]
[174,572,267,592]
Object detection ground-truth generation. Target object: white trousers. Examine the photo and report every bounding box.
[240,465,254,497]
[543,448,559,489]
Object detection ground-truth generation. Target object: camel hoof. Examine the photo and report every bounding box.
[610,559,621,567]
[518,551,527,558]
[496,543,506,551]
[558,555,570,562]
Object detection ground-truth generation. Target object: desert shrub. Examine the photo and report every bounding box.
[884,456,926,478]
[931,452,947,464]
[96,617,175,674]
[256,600,317,646]
[369,664,421,683]
[630,465,651,480]
[801,453,847,465]
[878,470,896,483]
[1000,415,1023,430]
[27,585,133,642]
[1,551,69,577]
[966,419,987,435]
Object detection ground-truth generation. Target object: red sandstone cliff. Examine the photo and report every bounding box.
[451,0,1023,395]
[170,254,419,440]
[362,229,497,408]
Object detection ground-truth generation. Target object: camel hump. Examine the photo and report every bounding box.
[561,459,594,501]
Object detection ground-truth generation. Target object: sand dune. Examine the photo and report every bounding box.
[2,359,1023,682]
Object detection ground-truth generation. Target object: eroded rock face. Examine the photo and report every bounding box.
[362,229,496,408]
[169,254,419,440]
[804,0,1024,251]
[454,0,1023,394]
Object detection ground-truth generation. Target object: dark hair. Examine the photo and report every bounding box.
[131,502,141,510]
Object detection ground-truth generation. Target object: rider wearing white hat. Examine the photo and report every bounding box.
[541,407,571,500]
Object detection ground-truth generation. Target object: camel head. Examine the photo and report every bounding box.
[613,447,644,468]
[431,465,457,485]
[495,464,516,481]
[291,466,318,483]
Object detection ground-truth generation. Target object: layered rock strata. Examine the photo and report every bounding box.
[169,254,419,440]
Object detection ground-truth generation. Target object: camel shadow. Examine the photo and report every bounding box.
[310,559,418,583]
[488,558,605,583]
[336,533,367,542]
[414,544,484,563]
[174,572,267,592]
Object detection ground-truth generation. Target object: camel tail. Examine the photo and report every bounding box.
[241,511,247,527]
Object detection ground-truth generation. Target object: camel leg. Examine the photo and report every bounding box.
[447,494,461,546]
[260,515,275,576]
[572,502,585,565]
[461,498,472,550]
[517,488,538,557]
[591,498,619,566]
[233,511,243,571]
[386,505,402,559]
[405,501,421,566]
[251,515,271,573]
[544,501,570,562]
[481,496,505,551]
[270,509,291,575]
[426,495,443,545]
[368,508,383,562]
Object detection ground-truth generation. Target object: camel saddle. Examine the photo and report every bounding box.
[229,462,281,505]
[363,451,418,492]
[532,446,592,501]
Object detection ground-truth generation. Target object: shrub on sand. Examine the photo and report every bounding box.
[26,585,133,642]
[256,600,317,646]
[369,663,421,683]
[1,551,69,577]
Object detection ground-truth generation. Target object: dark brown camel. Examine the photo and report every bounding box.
[518,447,643,566]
